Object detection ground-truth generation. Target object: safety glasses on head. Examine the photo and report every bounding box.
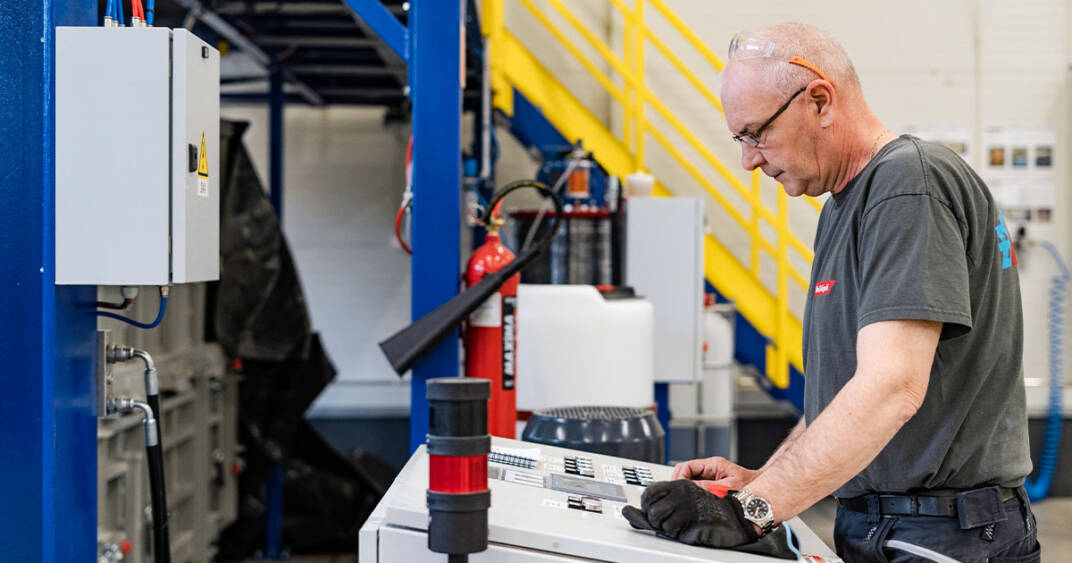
[728,32,834,85]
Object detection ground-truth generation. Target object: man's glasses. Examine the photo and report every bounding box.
[731,86,806,148]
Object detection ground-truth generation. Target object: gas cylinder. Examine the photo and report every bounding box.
[464,219,519,438]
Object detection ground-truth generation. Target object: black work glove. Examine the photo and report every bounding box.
[622,480,758,547]
[622,480,800,560]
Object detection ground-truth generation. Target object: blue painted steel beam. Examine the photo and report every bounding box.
[0,1,98,561]
[408,0,464,452]
[269,67,284,219]
[264,461,286,559]
[505,89,571,159]
[343,0,409,62]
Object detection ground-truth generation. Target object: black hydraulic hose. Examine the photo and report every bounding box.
[146,442,171,563]
[130,349,170,563]
[379,180,563,375]
[144,392,169,563]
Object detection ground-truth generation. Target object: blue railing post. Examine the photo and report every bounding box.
[407,0,465,452]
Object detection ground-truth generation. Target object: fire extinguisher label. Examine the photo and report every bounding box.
[469,292,502,327]
[503,296,517,389]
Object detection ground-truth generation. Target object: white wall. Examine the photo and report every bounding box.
[221,105,413,416]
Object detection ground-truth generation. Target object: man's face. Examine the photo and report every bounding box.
[722,63,823,197]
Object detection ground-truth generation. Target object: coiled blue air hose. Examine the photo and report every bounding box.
[1024,240,1068,502]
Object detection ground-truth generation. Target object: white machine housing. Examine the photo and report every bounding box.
[359,437,838,562]
[516,284,654,412]
[55,27,220,285]
[626,197,705,383]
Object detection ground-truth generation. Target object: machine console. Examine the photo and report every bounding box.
[359,437,840,562]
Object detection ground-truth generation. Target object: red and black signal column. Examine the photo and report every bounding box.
[426,378,491,561]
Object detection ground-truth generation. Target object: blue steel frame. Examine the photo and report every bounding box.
[343,0,410,62]
[269,66,285,218]
[0,1,98,561]
[407,0,465,451]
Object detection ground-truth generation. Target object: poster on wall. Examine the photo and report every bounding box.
[981,126,1056,223]
[899,125,973,165]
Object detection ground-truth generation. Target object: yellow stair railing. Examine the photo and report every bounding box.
[483,0,819,389]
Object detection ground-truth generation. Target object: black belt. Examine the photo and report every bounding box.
[837,486,1017,518]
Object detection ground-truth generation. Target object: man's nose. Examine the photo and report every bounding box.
[740,143,765,171]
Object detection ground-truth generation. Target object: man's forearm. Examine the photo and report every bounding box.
[742,319,939,522]
[759,416,806,472]
[744,369,920,521]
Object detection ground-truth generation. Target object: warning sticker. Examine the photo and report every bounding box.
[197,129,210,198]
[468,292,502,328]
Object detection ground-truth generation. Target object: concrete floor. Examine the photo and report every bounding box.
[257,496,1072,562]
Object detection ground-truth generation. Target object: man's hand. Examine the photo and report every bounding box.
[622,480,758,548]
[671,457,759,489]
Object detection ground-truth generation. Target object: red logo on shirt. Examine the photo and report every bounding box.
[814,280,836,296]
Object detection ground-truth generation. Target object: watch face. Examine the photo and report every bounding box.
[746,498,770,520]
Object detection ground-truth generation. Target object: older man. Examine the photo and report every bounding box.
[623,23,1039,561]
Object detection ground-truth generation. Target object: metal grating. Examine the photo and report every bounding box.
[535,406,650,421]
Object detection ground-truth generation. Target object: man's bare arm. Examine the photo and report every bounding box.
[759,416,806,471]
[744,319,941,521]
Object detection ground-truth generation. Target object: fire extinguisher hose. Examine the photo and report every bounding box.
[482,180,563,254]
[379,180,562,375]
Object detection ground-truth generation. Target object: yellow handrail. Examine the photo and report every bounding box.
[647,0,725,71]
[484,0,818,387]
[526,0,815,267]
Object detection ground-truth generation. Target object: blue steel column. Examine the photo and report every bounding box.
[268,66,285,218]
[263,65,287,560]
[0,1,98,561]
[408,0,465,451]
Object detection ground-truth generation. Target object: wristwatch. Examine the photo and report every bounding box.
[733,489,776,537]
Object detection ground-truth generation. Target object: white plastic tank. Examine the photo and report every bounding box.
[516,284,654,412]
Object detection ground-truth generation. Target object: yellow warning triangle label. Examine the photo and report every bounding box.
[197,129,210,178]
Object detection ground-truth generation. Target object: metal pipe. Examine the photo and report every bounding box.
[108,398,158,447]
[480,35,492,181]
[107,345,161,429]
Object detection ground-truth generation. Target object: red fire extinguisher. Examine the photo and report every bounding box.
[464,211,519,438]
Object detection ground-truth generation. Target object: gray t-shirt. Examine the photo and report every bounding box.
[802,135,1031,498]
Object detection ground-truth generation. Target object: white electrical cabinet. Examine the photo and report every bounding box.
[626,198,705,383]
[56,27,220,285]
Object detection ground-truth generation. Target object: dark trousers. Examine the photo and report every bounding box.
[834,487,1040,562]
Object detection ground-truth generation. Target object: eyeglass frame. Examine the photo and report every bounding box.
[731,86,807,148]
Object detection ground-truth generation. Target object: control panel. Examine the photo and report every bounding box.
[360,437,839,562]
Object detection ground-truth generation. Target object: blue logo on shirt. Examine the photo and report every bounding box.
[994,213,1017,269]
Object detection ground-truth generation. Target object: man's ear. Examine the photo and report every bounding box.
[808,81,835,127]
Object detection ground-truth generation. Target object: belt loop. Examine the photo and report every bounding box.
[1014,486,1032,533]
[865,494,881,524]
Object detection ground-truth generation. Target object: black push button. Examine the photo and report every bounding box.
[188,144,198,172]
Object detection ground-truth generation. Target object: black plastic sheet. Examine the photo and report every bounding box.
[211,120,390,559]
